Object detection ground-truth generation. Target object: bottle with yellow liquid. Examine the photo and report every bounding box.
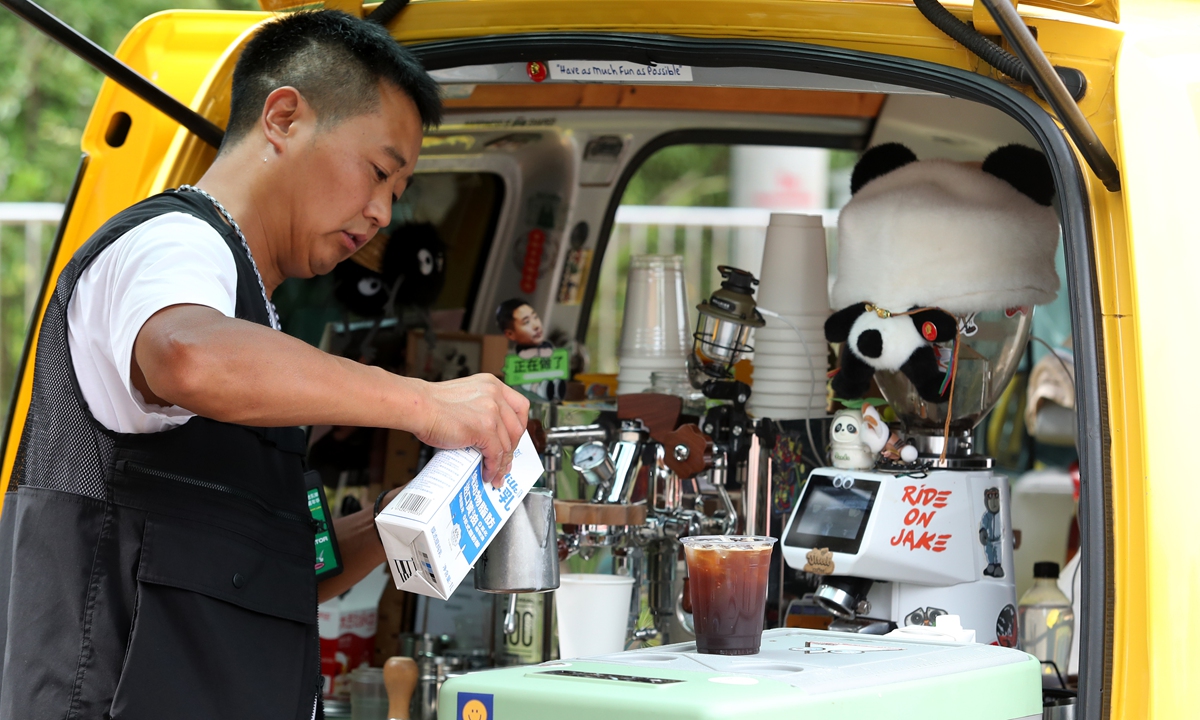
[1017,561,1075,686]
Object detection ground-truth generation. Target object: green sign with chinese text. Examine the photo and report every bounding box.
[504,348,570,385]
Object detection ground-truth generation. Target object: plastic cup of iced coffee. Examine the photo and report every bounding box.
[681,535,777,655]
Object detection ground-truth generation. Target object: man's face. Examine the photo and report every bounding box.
[275,82,423,279]
[985,490,1000,514]
[504,304,545,346]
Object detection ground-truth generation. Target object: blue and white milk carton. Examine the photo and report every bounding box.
[375,432,544,599]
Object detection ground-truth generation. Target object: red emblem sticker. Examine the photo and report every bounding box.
[527,61,548,83]
[520,228,546,293]
[1004,306,1029,318]
[922,321,938,341]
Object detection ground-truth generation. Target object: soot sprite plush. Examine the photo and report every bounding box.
[826,143,1060,403]
[382,222,446,308]
[333,222,446,317]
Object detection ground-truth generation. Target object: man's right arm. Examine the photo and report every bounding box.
[132,303,529,484]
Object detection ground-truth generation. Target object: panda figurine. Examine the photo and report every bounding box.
[826,142,1060,403]
[829,404,890,470]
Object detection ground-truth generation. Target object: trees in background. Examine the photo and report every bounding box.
[0,0,253,416]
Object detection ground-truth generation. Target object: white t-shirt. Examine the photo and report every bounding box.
[67,212,239,434]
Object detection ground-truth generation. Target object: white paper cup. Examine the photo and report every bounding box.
[750,353,825,370]
[756,214,830,315]
[753,340,826,357]
[752,379,827,395]
[748,331,825,348]
[753,367,825,382]
[555,574,635,659]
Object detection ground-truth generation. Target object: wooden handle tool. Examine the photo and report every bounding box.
[383,656,418,720]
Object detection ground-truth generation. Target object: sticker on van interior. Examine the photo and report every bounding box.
[548,60,693,83]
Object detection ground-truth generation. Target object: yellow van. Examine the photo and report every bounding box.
[1,0,1196,717]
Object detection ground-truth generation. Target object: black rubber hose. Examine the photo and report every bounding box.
[913,0,1032,83]
[366,0,409,26]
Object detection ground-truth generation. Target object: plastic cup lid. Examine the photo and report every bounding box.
[680,535,777,550]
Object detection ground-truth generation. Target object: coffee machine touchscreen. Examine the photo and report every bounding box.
[784,474,880,554]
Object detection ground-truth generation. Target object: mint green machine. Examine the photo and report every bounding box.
[438,629,1042,720]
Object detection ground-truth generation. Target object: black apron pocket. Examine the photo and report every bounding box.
[110,517,316,720]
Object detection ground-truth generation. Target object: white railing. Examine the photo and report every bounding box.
[0,203,63,414]
[0,203,63,331]
[588,205,836,374]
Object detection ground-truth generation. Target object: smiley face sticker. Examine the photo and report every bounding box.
[458,692,494,720]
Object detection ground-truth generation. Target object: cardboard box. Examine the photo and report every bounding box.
[404,330,511,381]
[375,432,544,599]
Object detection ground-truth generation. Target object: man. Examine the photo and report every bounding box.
[496,298,553,359]
[0,11,527,720]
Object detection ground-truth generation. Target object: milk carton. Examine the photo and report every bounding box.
[375,432,544,599]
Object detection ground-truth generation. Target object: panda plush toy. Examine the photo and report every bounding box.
[826,143,1060,403]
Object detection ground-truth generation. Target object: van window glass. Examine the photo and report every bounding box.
[585,144,856,375]
[274,171,503,349]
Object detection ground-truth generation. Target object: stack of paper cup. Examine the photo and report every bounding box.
[748,214,830,420]
[617,255,690,394]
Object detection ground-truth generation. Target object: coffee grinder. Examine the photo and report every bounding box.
[780,308,1030,645]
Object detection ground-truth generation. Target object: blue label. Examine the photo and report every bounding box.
[457,692,494,720]
[449,465,501,563]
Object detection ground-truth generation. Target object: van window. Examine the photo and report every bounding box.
[274,171,503,349]
[585,144,855,375]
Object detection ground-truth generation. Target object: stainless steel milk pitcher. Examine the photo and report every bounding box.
[474,488,559,593]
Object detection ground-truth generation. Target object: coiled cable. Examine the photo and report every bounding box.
[913,0,1085,100]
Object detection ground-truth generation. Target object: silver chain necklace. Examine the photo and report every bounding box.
[178,184,280,331]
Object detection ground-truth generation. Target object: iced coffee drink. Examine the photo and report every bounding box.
[681,536,777,655]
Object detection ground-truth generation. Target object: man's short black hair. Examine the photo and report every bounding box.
[223,10,442,149]
[496,298,532,333]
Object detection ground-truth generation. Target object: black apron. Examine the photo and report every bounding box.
[0,191,321,719]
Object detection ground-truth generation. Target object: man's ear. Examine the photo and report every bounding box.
[503,328,519,343]
[260,86,309,155]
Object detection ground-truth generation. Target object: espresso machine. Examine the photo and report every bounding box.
[538,267,773,646]
[781,308,1028,646]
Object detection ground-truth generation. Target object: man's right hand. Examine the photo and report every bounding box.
[416,374,530,487]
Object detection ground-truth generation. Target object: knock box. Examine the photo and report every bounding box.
[375,432,543,599]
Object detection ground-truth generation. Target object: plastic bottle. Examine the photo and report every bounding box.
[1018,561,1075,686]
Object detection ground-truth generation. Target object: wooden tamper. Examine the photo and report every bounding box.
[383,656,418,720]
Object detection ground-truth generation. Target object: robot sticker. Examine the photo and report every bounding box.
[993,603,1018,648]
[979,487,1005,578]
[904,606,948,627]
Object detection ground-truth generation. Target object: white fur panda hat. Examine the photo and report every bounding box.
[833,143,1060,316]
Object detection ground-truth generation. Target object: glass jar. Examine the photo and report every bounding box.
[645,370,707,417]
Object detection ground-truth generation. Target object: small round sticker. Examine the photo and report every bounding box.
[527,61,548,83]
[922,321,938,341]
